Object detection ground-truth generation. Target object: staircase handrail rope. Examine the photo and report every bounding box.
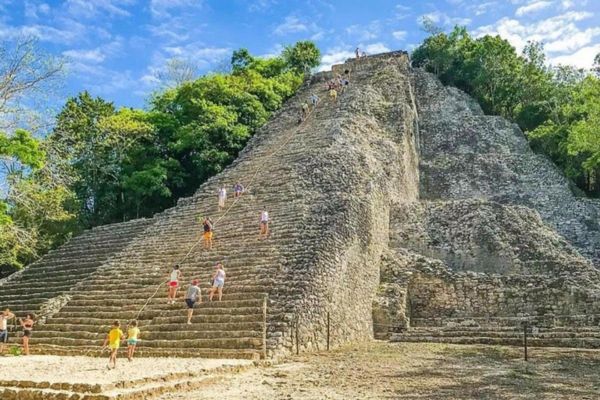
[133,91,322,321]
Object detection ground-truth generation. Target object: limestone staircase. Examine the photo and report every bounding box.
[2,73,339,359]
[393,325,600,349]
[0,219,153,332]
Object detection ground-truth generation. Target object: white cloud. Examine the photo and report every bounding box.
[420,11,471,27]
[545,27,600,53]
[63,48,105,63]
[550,43,600,68]
[346,20,382,41]
[150,0,202,18]
[65,0,135,18]
[515,1,552,17]
[475,11,594,53]
[392,30,407,41]
[475,10,600,68]
[470,1,499,16]
[24,1,51,19]
[273,16,308,35]
[163,45,230,65]
[248,0,277,12]
[318,48,354,71]
[364,42,390,54]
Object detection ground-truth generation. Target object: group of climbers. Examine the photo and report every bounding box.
[1,62,341,365]
[326,72,350,102]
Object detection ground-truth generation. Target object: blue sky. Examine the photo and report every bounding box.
[1,0,599,109]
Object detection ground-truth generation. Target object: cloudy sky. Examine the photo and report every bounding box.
[1,0,599,108]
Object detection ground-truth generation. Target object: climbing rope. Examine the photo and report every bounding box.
[133,85,324,320]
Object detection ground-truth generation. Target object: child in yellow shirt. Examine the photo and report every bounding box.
[103,320,124,369]
[126,320,140,362]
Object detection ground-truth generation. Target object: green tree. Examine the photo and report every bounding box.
[281,41,321,73]
[1,130,75,274]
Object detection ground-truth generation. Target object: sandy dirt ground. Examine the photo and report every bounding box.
[159,342,600,400]
[0,355,250,386]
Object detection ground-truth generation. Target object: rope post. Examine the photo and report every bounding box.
[295,317,300,356]
[523,320,529,362]
[326,312,330,351]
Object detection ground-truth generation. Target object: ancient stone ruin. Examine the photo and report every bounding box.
[3,51,600,366]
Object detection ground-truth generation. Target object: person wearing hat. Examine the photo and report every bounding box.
[185,279,202,324]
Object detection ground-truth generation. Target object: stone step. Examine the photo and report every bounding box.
[59,298,266,313]
[47,313,265,326]
[24,335,264,350]
[39,320,264,333]
[24,344,262,359]
[30,328,263,341]
[392,335,600,349]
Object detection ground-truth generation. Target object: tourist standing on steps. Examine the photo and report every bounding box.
[218,187,227,211]
[329,87,337,102]
[185,279,202,324]
[234,182,244,198]
[259,209,270,239]
[301,102,310,120]
[167,265,182,304]
[126,320,140,361]
[103,320,124,369]
[355,47,360,59]
[202,217,214,250]
[310,93,320,108]
[209,263,226,302]
[0,308,15,354]
[20,314,34,355]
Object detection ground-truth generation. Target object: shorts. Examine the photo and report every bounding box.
[185,299,196,309]
[260,220,269,225]
[23,329,32,338]
[213,279,224,288]
[169,281,178,287]
[203,231,213,240]
[127,339,138,346]
[109,343,120,350]
[0,330,7,343]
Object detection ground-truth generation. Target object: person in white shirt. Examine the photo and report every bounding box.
[259,210,270,238]
[167,265,182,304]
[0,308,15,354]
[218,187,227,211]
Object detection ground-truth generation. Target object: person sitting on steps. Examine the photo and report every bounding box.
[259,209,270,239]
[202,216,213,250]
[209,263,226,302]
[167,265,182,304]
[185,279,202,324]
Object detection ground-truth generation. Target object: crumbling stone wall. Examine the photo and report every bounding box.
[266,52,421,355]
[376,65,600,335]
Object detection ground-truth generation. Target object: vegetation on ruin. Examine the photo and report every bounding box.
[413,25,600,196]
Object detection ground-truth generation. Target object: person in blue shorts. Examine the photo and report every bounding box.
[209,263,226,302]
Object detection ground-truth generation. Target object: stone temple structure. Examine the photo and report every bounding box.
[3,51,600,363]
